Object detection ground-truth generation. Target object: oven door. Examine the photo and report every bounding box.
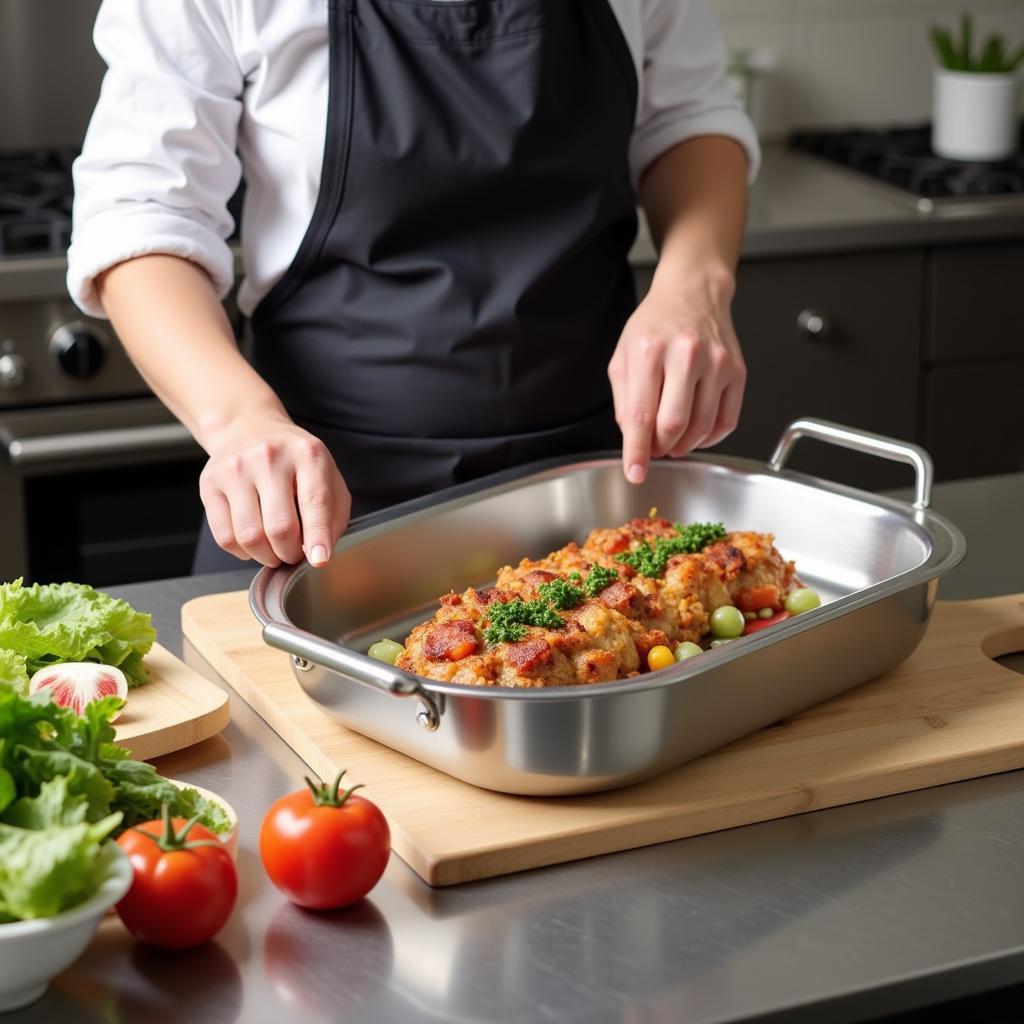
[0,398,205,585]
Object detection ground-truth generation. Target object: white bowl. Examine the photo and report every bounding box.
[166,779,239,861]
[0,843,133,1012]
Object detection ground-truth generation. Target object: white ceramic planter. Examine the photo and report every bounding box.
[933,67,1021,161]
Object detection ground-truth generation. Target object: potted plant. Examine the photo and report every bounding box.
[930,14,1023,161]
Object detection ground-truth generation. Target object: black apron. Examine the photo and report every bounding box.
[194,0,638,573]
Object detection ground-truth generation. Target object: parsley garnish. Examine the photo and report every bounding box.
[615,521,727,578]
[538,566,620,610]
[581,565,619,597]
[674,521,728,552]
[484,598,566,645]
[537,577,585,610]
[484,565,628,645]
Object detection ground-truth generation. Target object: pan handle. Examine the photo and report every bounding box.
[261,621,442,731]
[768,417,933,510]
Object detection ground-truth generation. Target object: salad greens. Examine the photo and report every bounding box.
[0,579,156,694]
[0,777,122,922]
[0,648,28,692]
[0,687,229,922]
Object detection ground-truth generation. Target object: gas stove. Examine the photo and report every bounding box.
[0,146,243,408]
[0,147,144,409]
[790,124,1024,214]
[0,146,209,585]
[0,148,75,258]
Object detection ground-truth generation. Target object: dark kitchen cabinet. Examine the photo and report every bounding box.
[926,362,1024,479]
[633,237,1024,491]
[718,251,922,491]
[927,242,1024,362]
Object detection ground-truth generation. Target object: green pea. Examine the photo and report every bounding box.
[368,638,405,665]
[709,638,737,648]
[674,641,703,661]
[785,588,822,616]
[710,605,745,639]
[744,610,757,621]
[758,607,775,620]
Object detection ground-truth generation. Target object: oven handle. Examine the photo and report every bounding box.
[768,417,933,510]
[5,423,200,467]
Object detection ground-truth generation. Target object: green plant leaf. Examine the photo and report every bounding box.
[1007,43,1024,73]
[978,35,1004,73]
[960,12,973,70]
[930,25,958,70]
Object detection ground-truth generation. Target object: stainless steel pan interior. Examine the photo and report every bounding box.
[251,419,966,795]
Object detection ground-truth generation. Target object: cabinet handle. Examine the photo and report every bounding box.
[796,309,830,338]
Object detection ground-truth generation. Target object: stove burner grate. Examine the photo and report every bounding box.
[0,148,76,258]
[790,124,1024,201]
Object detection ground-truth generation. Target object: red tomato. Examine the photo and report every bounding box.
[736,585,781,613]
[743,610,792,635]
[260,772,390,910]
[116,808,237,950]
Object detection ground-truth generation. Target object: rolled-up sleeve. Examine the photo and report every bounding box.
[630,0,760,185]
[67,0,243,318]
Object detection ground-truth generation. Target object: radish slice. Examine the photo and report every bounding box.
[29,663,128,717]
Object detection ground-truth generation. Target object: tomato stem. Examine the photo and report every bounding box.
[132,803,223,852]
[304,771,365,808]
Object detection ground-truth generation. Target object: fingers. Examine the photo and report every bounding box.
[699,372,746,449]
[652,334,700,457]
[295,438,340,567]
[201,487,246,560]
[668,376,722,457]
[226,480,281,567]
[611,331,745,472]
[620,337,664,484]
[199,431,347,568]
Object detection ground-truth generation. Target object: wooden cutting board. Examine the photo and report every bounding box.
[112,643,230,760]
[181,591,1024,886]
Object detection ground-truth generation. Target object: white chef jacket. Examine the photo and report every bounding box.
[68,0,760,320]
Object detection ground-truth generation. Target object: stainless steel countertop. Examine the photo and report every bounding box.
[11,471,1024,1024]
[6,145,1024,304]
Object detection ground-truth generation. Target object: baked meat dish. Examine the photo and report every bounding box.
[392,517,807,689]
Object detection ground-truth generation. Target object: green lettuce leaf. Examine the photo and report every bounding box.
[0,810,121,920]
[0,648,29,693]
[0,741,14,816]
[172,785,232,834]
[100,758,231,835]
[2,775,89,829]
[0,579,156,687]
[1,684,228,845]
[13,747,114,821]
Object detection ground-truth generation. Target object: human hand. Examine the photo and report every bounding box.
[607,270,746,484]
[198,412,351,568]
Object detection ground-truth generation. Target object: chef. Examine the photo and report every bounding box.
[68,0,759,573]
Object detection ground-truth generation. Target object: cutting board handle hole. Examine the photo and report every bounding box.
[983,626,1024,675]
[995,654,1024,677]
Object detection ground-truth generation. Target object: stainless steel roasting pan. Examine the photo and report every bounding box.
[250,418,966,796]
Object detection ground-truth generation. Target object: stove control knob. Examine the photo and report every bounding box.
[0,352,27,389]
[50,324,107,378]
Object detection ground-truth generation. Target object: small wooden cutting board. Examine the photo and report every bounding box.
[181,591,1024,886]
[112,643,230,760]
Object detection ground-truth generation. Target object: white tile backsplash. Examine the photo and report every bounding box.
[713,0,1024,137]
